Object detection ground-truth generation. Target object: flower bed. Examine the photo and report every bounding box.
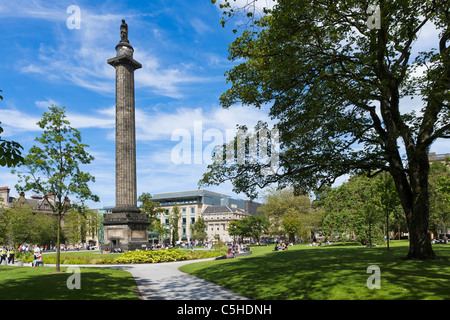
[115,249,188,264]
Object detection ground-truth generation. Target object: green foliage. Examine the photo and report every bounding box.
[227,213,270,243]
[170,204,181,247]
[260,187,321,241]
[317,173,402,245]
[115,249,188,264]
[138,192,165,233]
[12,105,99,209]
[11,105,99,271]
[0,90,24,167]
[191,216,208,243]
[429,160,450,234]
[204,0,449,258]
[0,202,57,247]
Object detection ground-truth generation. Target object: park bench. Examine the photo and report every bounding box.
[33,260,44,267]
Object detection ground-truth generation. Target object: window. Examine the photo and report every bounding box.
[191,207,195,214]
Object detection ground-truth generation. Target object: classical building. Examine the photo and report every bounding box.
[0,186,70,217]
[151,189,261,243]
[202,204,249,242]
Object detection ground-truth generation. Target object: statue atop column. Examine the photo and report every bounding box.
[120,19,129,43]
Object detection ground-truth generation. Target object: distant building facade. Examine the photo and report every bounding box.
[202,204,249,242]
[0,186,70,217]
[429,152,450,165]
[151,189,261,243]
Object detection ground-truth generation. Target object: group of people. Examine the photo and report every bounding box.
[0,246,16,264]
[0,244,45,267]
[274,241,292,251]
[225,243,251,258]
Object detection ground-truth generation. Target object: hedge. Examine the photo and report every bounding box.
[115,249,188,264]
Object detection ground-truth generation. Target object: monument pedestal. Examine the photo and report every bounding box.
[102,212,150,251]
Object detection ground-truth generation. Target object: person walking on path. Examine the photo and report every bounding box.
[0,247,7,264]
[8,247,15,264]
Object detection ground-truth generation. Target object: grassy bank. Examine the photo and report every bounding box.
[179,241,450,300]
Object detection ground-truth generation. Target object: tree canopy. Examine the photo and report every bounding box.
[0,90,24,167]
[202,0,449,259]
[12,105,99,271]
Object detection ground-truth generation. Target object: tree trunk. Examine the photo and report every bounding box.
[405,181,437,259]
[386,211,390,251]
[392,155,438,260]
[56,212,61,272]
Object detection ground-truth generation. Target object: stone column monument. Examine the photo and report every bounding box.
[102,20,149,252]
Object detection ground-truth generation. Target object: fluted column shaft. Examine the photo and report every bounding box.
[108,49,142,214]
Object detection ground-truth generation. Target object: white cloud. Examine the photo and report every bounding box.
[0,105,115,134]
[0,109,41,134]
[35,99,60,110]
[134,103,273,142]
[9,3,215,99]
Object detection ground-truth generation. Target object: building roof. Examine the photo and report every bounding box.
[151,189,247,208]
[152,189,231,200]
[202,205,247,215]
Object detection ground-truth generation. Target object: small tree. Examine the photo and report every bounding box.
[12,105,99,272]
[138,193,165,234]
[170,204,181,247]
[191,217,207,244]
[281,212,303,243]
[240,214,270,244]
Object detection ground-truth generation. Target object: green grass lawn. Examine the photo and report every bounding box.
[179,241,450,300]
[0,266,140,300]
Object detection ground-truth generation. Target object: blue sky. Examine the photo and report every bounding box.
[0,0,277,208]
[0,0,448,209]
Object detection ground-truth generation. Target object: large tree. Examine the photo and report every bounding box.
[12,105,99,271]
[202,0,449,259]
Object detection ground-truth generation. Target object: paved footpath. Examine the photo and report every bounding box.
[50,258,249,300]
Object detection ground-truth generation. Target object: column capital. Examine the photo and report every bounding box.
[107,54,142,70]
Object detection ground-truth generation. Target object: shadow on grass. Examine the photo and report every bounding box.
[0,266,140,300]
[181,245,450,300]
